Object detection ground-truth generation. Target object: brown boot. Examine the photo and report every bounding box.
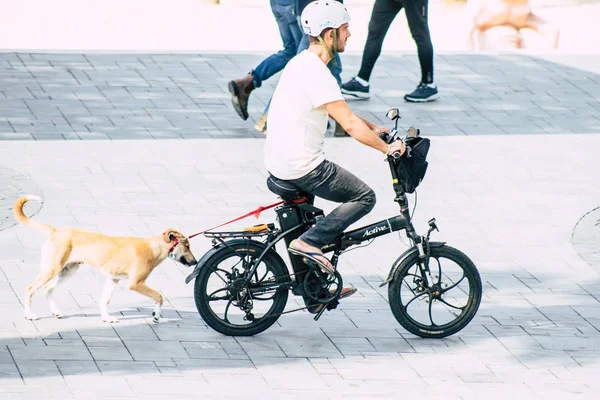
[228,72,255,121]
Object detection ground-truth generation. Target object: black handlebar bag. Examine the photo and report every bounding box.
[395,136,430,194]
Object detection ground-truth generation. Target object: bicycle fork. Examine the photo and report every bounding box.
[414,218,440,289]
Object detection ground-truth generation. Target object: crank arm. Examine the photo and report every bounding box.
[313,304,327,321]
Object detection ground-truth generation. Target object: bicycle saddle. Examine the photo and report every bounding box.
[266,175,307,201]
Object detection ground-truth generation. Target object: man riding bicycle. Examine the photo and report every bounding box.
[264,0,405,303]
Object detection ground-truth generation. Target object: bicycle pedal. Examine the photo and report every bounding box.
[311,299,340,321]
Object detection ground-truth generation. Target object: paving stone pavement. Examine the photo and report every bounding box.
[0,131,599,398]
[0,167,43,232]
[572,207,600,273]
[0,46,600,398]
[1,52,600,141]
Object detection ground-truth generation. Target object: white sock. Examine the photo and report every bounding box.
[425,82,436,89]
[355,76,369,86]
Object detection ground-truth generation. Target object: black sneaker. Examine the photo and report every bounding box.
[341,77,370,99]
[404,83,440,103]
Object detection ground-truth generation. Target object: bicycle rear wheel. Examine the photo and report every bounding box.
[194,242,290,336]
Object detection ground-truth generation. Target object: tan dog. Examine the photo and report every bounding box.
[13,195,197,323]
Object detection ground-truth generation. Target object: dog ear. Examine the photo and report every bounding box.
[162,229,179,243]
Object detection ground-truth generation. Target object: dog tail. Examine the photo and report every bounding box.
[13,195,55,236]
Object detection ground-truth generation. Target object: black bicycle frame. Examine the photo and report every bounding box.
[236,155,433,293]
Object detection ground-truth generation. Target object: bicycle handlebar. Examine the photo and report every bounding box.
[380,131,409,161]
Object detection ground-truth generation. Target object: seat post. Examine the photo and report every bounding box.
[274,203,311,280]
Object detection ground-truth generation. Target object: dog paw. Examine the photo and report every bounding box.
[24,312,38,321]
[52,313,64,319]
[102,316,120,323]
[152,312,161,323]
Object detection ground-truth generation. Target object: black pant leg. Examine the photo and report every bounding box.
[403,0,434,83]
[357,0,402,82]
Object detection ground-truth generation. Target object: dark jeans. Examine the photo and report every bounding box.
[357,0,434,84]
[289,160,376,248]
[252,0,303,88]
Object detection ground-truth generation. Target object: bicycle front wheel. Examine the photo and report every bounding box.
[388,245,482,338]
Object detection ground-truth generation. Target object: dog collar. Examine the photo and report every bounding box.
[168,237,179,259]
[168,237,189,260]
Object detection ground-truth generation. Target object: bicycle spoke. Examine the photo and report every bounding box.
[440,273,466,294]
[435,296,466,311]
[432,257,442,285]
[223,298,234,323]
[403,291,427,310]
[428,295,436,326]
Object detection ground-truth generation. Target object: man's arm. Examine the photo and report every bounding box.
[358,116,378,131]
[323,100,404,155]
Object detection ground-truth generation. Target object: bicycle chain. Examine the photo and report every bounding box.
[264,299,327,318]
[244,269,335,318]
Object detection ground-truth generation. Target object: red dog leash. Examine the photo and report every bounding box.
[187,200,285,239]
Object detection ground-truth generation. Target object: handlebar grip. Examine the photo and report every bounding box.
[390,145,412,161]
[379,132,391,143]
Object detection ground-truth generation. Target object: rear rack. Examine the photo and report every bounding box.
[203,223,276,239]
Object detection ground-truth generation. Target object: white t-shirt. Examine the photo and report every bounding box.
[264,50,344,180]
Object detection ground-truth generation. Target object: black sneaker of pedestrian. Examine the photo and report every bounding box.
[341,77,370,99]
[404,83,440,103]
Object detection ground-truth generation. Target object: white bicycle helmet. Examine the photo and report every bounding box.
[301,1,351,37]
[300,1,351,64]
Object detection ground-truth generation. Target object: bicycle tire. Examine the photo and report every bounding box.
[388,245,482,338]
[194,241,290,336]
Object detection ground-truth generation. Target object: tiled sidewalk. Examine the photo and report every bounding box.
[1,52,599,141]
[0,133,598,398]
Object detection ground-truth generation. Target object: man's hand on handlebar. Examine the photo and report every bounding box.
[378,130,406,159]
[372,125,391,137]
[387,140,406,159]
